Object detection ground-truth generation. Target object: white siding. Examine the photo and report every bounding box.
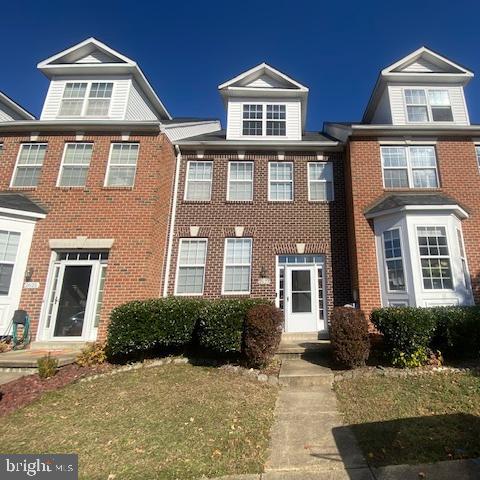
[74,50,119,64]
[400,58,439,73]
[226,98,302,141]
[388,84,469,126]
[164,121,221,142]
[40,75,131,120]
[371,89,392,124]
[125,80,158,121]
[0,102,25,121]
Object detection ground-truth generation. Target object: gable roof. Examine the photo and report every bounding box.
[38,37,171,120]
[0,91,35,120]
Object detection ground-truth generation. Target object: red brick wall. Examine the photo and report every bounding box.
[167,150,352,316]
[347,137,480,313]
[0,132,176,341]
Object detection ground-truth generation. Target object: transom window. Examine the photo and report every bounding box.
[105,143,139,187]
[227,162,253,201]
[11,143,47,188]
[185,161,213,201]
[58,143,93,187]
[175,239,207,295]
[269,162,293,201]
[308,162,334,201]
[417,226,453,290]
[404,89,453,123]
[381,146,439,189]
[0,230,20,295]
[223,238,252,294]
[242,104,287,136]
[59,82,113,117]
[383,229,406,291]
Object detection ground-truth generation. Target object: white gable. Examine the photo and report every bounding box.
[73,49,123,64]
[398,57,442,73]
[0,92,34,121]
[240,73,297,89]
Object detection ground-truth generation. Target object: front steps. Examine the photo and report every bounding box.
[277,332,331,359]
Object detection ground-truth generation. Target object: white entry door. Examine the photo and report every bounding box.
[285,265,319,332]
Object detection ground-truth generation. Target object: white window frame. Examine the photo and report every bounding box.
[184,160,213,201]
[382,228,407,293]
[404,88,453,124]
[58,81,114,118]
[10,143,48,188]
[456,227,471,292]
[0,230,21,296]
[222,238,252,295]
[174,238,208,296]
[104,143,139,188]
[475,145,480,173]
[307,162,334,202]
[56,142,93,188]
[416,225,454,291]
[381,146,439,189]
[227,161,254,201]
[268,162,294,202]
[241,102,287,137]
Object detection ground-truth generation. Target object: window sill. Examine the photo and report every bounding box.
[57,186,89,191]
[383,187,442,192]
[8,186,37,191]
[182,200,211,204]
[225,200,254,204]
[267,200,294,204]
[308,200,334,204]
[101,186,134,191]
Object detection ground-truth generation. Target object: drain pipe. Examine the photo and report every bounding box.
[162,144,182,297]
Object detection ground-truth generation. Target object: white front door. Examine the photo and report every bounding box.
[0,218,36,337]
[43,260,101,341]
[285,265,319,333]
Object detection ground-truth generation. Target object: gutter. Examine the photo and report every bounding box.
[350,124,480,137]
[175,140,342,151]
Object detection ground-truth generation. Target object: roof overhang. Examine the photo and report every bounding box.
[0,92,35,120]
[0,206,46,220]
[175,139,341,151]
[365,204,469,220]
[350,124,480,137]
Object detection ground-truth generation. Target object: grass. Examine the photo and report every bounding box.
[334,372,480,466]
[1,364,278,479]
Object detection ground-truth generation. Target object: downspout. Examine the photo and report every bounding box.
[162,144,182,297]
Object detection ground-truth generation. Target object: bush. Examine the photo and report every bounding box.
[76,342,107,367]
[330,307,370,368]
[243,304,283,368]
[106,297,204,358]
[197,299,270,353]
[37,354,58,378]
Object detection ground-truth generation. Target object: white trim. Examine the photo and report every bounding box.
[221,237,252,295]
[0,207,45,220]
[174,238,208,296]
[366,204,469,220]
[227,161,254,202]
[240,102,287,139]
[268,161,294,202]
[402,87,454,125]
[307,162,334,202]
[104,142,139,188]
[10,143,48,188]
[56,142,93,188]
[48,238,114,249]
[183,160,213,201]
[381,228,408,294]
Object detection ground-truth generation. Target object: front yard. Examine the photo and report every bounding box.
[335,371,480,466]
[1,364,278,480]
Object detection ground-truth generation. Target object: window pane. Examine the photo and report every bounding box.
[176,240,207,294]
[224,266,250,292]
[405,89,427,105]
[229,162,253,181]
[226,239,251,264]
[412,169,438,188]
[186,161,212,201]
[59,144,93,187]
[266,121,286,136]
[59,83,87,116]
[309,182,333,201]
[428,90,450,106]
[381,147,407,167]
[242,121,262,136]
[107,166,136,187]
[106,144,139,187]
[266,105,286,119]
[224,239,252,293]
[0,231,20,262]
[229,182,253,201]
[410,147,436,167]
[0,264,14,295]
[188,161,212,181]
[270,163,292,181]
[243,105,263,119]
[59,100,83,116]
[12,145,46,186]
[179,240,207,265]
[110,144,139,165]
[386,259,406,291]
[63,144,93,165]
[176,267,205,294]
[384,169,409,188]
[63,83,87,99]
[18,144,47,165]
[270,182,293,201]
[407,106,429,122]
[431,107,453,122]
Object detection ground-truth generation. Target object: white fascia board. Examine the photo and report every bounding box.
[0,207,46,220]
[0,120,161,133]
[0,92,35,120]
[174,141,341,151]
[383,72,473,85]
[162,120,220,129]
[351,124,480,136]
[365,204,469,220]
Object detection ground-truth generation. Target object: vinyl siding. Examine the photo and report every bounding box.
[40,75,131,120]
[164,121,221,142]
[388,84,469,125]
[0,102,25,121]
[125,80,158,121]
[226,98,302,140]
[370,89,392,124]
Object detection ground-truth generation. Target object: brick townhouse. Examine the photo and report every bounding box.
[1,40,480,345]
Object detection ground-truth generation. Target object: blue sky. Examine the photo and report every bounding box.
[2,0,479,129]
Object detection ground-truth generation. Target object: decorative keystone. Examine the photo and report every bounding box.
[296,243,306,254]
[190,226,200,237]
[235,226,244,237]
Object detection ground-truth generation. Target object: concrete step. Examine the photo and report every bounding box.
[277,338,331,359]
[0,347,80,370]
[30,341,86,350]
[279,358,334,388]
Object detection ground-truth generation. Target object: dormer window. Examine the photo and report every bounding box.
[242,103,287,137]
[404,89,453,123]
[59,81,113,117]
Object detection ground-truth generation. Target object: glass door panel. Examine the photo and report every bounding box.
[291,270,312,313]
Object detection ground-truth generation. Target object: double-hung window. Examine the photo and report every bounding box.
[175,239,207,295]
[269,162,293,201]
[243,105,263,136]
[59,82,113,117]
[456,228,471,291]
[227,162,253,201]
[223,238,252,294]
[382,229,406,291]
[58,143,93,187]
[308,162,334,201]
[475,145,480,172]
[105,143,139,187]
[0,230,20,295]
[11,143,47,188]
[417,226,453,290]
[185,161,213,201]
[266,105,286,136]
[242,104,287,136]
[404,89,453,123]
[381,146,439,189]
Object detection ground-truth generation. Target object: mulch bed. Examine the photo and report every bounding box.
[0,363,111,417]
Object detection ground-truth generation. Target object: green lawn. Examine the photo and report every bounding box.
[334,372,480,466]
[1,364,278,479]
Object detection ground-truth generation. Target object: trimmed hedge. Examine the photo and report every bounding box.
[371,306,480,367]
[243,304,283,368]
[330,307,370,368]
[197,298,270,353]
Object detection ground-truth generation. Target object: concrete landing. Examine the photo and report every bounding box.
[0,347,80,371]
[279,358,334,387]
[277,337,331,359]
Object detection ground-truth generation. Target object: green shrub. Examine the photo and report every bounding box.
[37,354,58,378]
[197,298,270,353]
[76,342,107,367]
[330,307,370,368]
[371,307,437,367]
[106,297,204,358]
[243,304,283,368]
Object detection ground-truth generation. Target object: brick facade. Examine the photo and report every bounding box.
[166,150,352,318]
[0,131,176,341]
[347,136,480,314]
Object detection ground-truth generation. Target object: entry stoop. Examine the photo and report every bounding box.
[279,358,334,387]
[276,332,331,359]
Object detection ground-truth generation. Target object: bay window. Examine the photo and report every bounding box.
[383,229,406,291]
